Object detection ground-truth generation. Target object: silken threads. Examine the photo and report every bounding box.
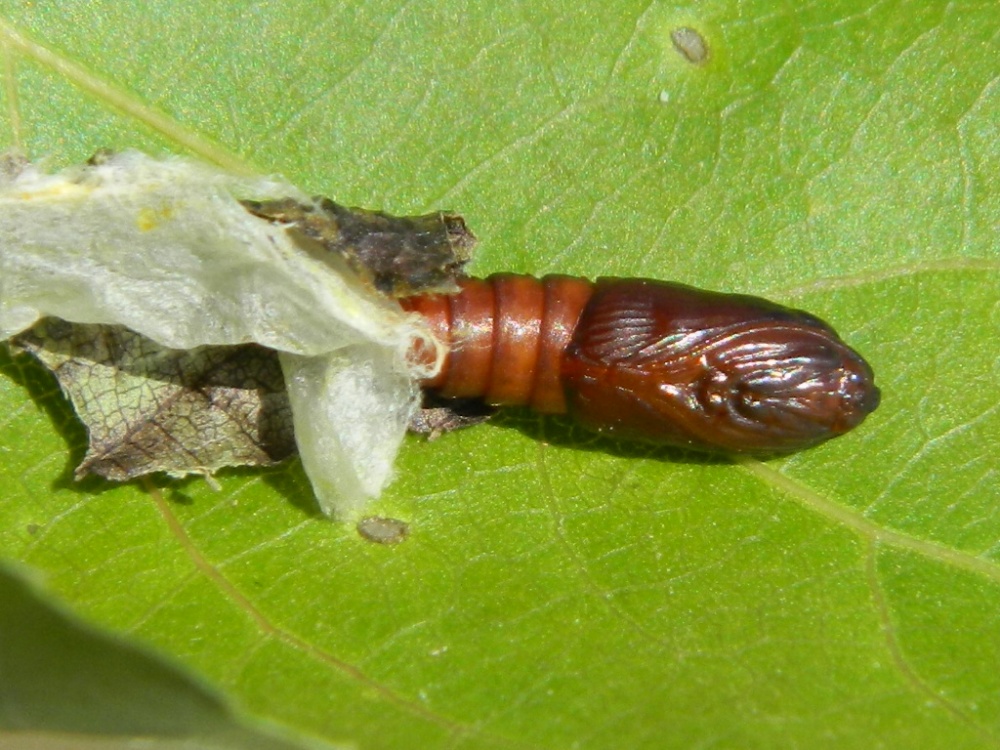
[400,274,880,454]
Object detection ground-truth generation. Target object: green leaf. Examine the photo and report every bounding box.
[0,562,341,749]
[1,1,997,748]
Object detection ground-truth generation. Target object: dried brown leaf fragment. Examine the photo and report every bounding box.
[11,319,295,481]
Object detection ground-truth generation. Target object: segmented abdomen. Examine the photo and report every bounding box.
[400,274,594,414]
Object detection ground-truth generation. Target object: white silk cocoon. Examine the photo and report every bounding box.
[0,151,440,519]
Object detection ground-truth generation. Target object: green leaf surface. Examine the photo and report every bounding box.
[1,1,997,748]
[0,562,341,749]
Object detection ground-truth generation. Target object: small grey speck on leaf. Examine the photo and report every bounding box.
[671,26,709,64]
[0,151,29,180]
[357,516,410,545]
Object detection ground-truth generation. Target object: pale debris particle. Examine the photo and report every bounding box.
[11,319,295,481]
[357,516,410,544]
[242,197,475,298]
[671,26,709,64]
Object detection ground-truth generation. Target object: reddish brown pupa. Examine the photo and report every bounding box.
[400,274,880,454]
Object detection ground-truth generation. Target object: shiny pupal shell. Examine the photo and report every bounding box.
[561,278,880,453]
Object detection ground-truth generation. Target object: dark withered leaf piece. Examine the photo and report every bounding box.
[241,197,475,297]
[408,394,496,439]
[11,319,295,481]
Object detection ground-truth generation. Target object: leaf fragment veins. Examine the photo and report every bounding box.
[11,319,295,481]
